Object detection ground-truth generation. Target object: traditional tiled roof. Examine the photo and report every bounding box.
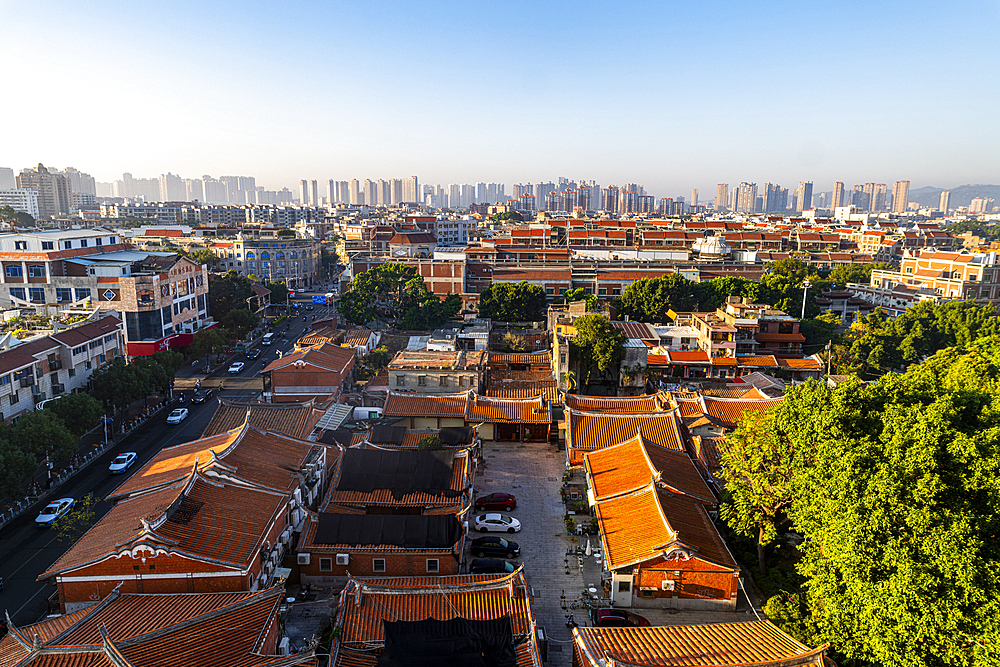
[486,351,551,366]
[567,410,684,454]
[488,369,555,384]
[322,448,471,511]
[383,390,471,418]
[666,350,711,364]
[572,622,826,667]
[701,396,784,428]
[693,435,730,475]
[565,394,663,413]
[484,386,561,403]
[584,434,715,504]
[756,332,806,342]
[342,329,374,347]
[777,357,823,370]
[611,321,657,339]
[735,355,780,368]
[0,587,311,667]
[595,484,737,571]
[388,349,486,371]
[467,394,551,423]
[41,473,288,579]
[109,422,323,499]
[298,512,462,553]
[201,399,322,438]
[334,571,540,667]
[262,341,355,374]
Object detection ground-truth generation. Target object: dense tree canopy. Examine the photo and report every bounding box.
[339,263,460,329]
[570,314,626,387]
[722,341,1000,665]
[209,271,256,323]
[46,393,104,437]
[478,281,547,323]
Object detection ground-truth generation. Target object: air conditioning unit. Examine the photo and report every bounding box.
[661,579,676,591]
[336,553,349,566]
[297,553,310,565]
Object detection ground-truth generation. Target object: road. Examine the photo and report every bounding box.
[0,297,327,625]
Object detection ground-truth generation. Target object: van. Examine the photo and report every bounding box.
[262,333,275,346]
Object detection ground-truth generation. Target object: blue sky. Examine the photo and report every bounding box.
[2,0,998,198]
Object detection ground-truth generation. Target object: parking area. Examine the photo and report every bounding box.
[471,440,764,666]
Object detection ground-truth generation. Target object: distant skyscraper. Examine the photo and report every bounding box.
[691,188,698,207]
[328,179,337,203]
[448,184,460,208]
[939,190,951,214]
[0,168,15,190]
[891,180,910,213]
[184,178,203,202]
[736,182,757,213]
[831,182,844,210]
[872,183,887,212]
[715,184,728,212]
[299,180,309,205]
[55,167,96,196]
[348,179,361,205]
[795,182,813,211]
[17,164,71,218]
[475,182,487,204]
[311,180,318,206]
[159,173,185,201]
[402,176,418,203]
[460,184,474,208]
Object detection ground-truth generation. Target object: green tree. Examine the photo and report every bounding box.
[10,410,77,462]
[570,314,626,387]
[320,244,339,275]
[416,436,445,450]
[826,262,892,286]
[0,438,38,499]
[490,210,524,222]
[719,409,798,576]
[768,258,812,282]
[277,228,296,238]
[53,493,99,543]
[221,307,259,341]
[265,279,289,306]
[498,331,528,353]
[478,281,547,323]
[187,328,226,361]
[89,359,143,414]
[338,264,420,325]
[613,274,698,322]
[47,393,104,437]
[208,271,255,324]
[799,311,841,350]
[561,288,598,310]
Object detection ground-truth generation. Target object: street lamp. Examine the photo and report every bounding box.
[801,279,811,320]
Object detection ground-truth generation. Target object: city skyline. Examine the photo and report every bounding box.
[3,1,998,194]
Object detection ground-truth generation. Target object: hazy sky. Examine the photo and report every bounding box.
[3,0,998,197]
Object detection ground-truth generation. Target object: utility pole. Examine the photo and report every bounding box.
[826,339,832,376]
[801,279,811,320]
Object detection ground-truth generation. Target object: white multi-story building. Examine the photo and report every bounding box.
[0,189,40,218]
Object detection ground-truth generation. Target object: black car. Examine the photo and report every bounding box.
[306,305,314,311]
[469,558,516,575]
[246,348,261,360]
[470,536,520,559]
[191,389,213,404]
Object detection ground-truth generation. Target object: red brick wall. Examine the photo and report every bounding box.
[637,556,737,602]
[299,549,460,578]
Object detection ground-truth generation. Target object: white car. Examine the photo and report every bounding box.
[36,498,75,527]
[109,452,137,474]
[296,288,306,293]
[228,362,245,374]
[166,408,189,425]
[475,513,521,534]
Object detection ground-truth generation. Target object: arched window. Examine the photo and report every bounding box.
[276,252,285,259]
[245,251,255,259]
[260,252,270,259]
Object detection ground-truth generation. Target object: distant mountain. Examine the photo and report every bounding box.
[908,184,1000,208]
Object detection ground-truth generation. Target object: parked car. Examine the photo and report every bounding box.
[246,348,261,360]
[228,362,245,374]
[191,389,213,404]
[166,408,189,425]
[590,608,650,628]
[470,536,520,559]
[476,492,516,512]
[35,498,75,527]
[475,513,521,533]
[469,558,516,575]
[108,452,137,474]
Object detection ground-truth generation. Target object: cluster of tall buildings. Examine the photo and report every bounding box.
[106,173,295,206]
[714,180,916,215]
[315,176,421,207]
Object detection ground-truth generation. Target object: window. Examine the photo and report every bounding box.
[612,288,621,296]
[9,287,25,301]
[439,376,447,387]
[56,288,71,302]
[68,368,75,378]
[96,237,103,246]
[246,251,255,259]
[560,354,566,364]
[133,565,139,571]
[14,241,26,250]
[41,241,53,250]
[372,558,386,573]
[89,340,102,349]
[617,580,631,593]
[148,564,155,570]
[5,265,22,278]
[426,559,439,573]
[396,375,405,386]
[75,288,91,300]
[546,288,554,295]
[598,288,607,295]
[10,392,17,405]
[72,345,86,355]
[80,239,87,247]
[0,375,7,386]
[64,241,72,249]
[319,557,333,572]
[85,361,92,370]
[29,288,44,302]
[418,375,426,386]
[28,265,45,278]
[104,334,116,343]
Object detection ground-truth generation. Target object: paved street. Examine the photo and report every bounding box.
[0,306,321,626]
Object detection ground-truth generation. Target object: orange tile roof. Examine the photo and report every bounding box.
[701,397,783,428]
[334,571,539,667]
[667,350,711,364]
[383,390,470,418]
[262,341,355,374]
[584,435,714,504]
[466,394,552,423]
[756,332,805,342]
[484,386,561,403]
[595,484,736,571]
[572,622,826,666]
[693,435,730,475]
[568,410,684,454]
[565,394,662,413]
[777,357,823,370]
[202,399,322,438]
[42,474,288,579]
[486,351,551,366]
[342,329,373,347]
[736,355,779,368]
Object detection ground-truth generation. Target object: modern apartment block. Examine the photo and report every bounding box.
[0,188,40,218]
[16,164,71,218]
[871,249,1000,306]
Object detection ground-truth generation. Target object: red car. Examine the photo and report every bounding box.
[590,608,650,628]
[475,492,517,512]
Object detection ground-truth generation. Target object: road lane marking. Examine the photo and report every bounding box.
[5,532,63,577]
[13,584,51,618]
